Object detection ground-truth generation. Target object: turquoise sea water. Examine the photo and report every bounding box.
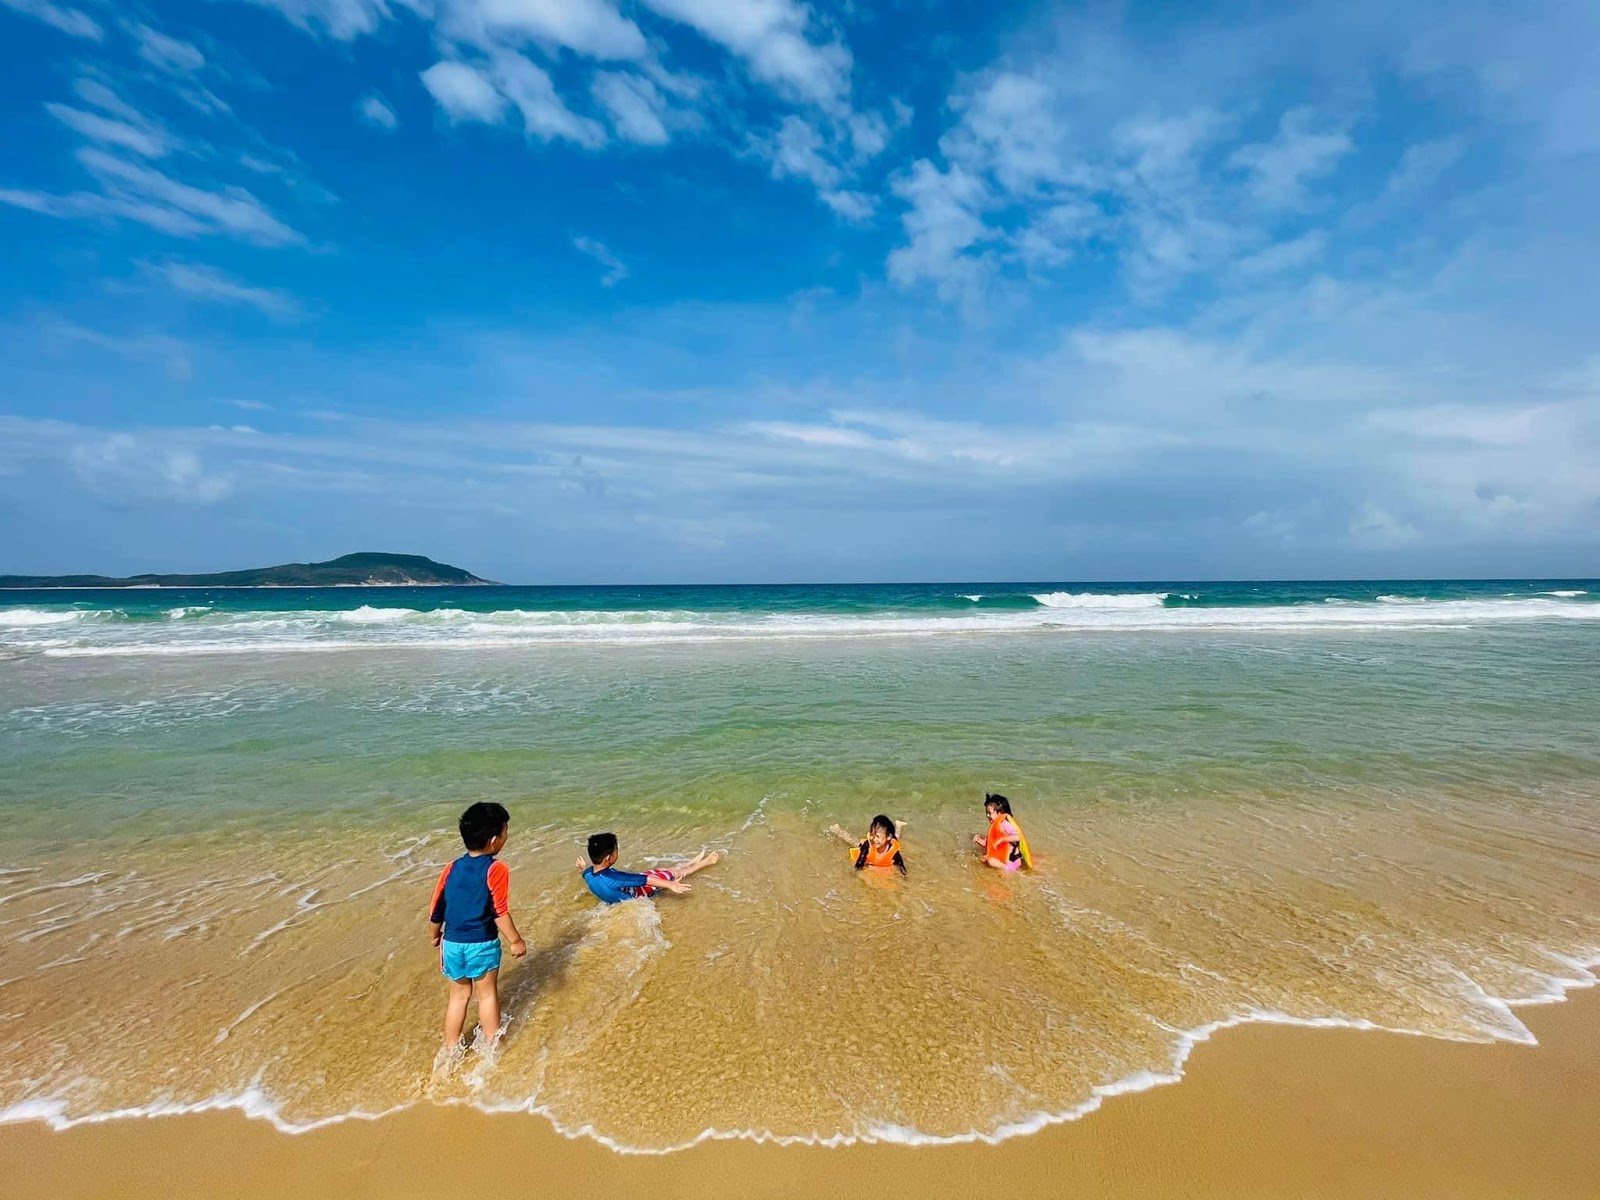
[0,580,1597,1147]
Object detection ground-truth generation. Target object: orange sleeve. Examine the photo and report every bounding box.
[428,862,452,923]
[487,860,510,917]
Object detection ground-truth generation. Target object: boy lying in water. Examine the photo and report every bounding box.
[577,831,719,904]
[828,814,907,875]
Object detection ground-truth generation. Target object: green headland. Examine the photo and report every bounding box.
[0,552,493,588]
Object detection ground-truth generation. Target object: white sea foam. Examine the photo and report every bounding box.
[4,952,1590,1151]
[335,606,419,624]
[1031,591,1169,609]
[0,609,82,627]
[1540,590,1587,597]
[8,591,1600,658]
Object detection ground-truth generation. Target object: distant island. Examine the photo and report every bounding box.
[0,553,495,589]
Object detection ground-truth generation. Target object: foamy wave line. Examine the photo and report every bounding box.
[1031,591,1169,609]
[27,598,1600,657]
[0,609,85,627]
[3,952,1593,1151]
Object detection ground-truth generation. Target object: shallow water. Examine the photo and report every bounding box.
[0,583,1597,1148]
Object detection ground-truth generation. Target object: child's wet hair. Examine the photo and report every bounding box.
[984,793,1012,815]
[459,801,510,851]
[869,814,896,838]
[587,831,619,864]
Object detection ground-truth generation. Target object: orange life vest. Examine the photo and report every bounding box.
[985,815,1032,868]
[851,837,903,870]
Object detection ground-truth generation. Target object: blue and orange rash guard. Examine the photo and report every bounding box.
[429,854,510,943]
[582,866,663,905]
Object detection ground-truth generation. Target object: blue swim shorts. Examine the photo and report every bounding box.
[440,938,502,980]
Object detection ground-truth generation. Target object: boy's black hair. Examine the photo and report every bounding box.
[459,801,510,851]
[587,831,618,864]
[868,814,896,837]
[984,792,1013,815]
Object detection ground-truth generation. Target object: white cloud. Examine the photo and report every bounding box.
[421,56,605,147]
[45,103,173,159]
[573,235,628,287]
[767,116,839,188]
[1232,229,1328,279]
[592,72,670,145]
[443,0,647,61]
[130,23,206,73]
[941,71,1071,194]
[421,61,507,125]
[490,52,606,147]
[0,0,100,39]
[1384,136,1466,200]
[1347,501,1419,547]
[39,322,195,382]
[70,78,146,123]
[148,261,301,319]
[640,0,850,108]
[1229,108,1353,209]
[359,93,398,130]
[76,149,303,245]
[70,435,233,504]
[821,189,873,222]
[761,113,892,220]
[236,0,390,40]
[886,160,991,299]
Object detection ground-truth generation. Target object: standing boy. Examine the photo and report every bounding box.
[428,801,527,1051]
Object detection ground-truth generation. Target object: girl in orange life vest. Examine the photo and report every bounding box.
[973,793,1032,871]
[827,814,907,875]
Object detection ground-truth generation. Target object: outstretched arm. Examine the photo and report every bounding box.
[827,823,856,845]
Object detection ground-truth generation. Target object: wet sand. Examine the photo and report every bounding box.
[5,984,1595,1200]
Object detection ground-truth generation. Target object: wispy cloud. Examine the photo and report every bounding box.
[146,261,302,319]
[45,101,174,158]
[128,23,206,73]
[235,0,389,41]
[0,0,101,39]
[358,93,397,129]
[573,236,628,287]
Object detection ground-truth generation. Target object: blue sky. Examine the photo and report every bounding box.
[1,0,1597,583]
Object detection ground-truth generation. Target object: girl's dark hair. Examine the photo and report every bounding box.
[459,801,510,851]
[984,793,1012,815]
[868,814,896,837]
[586,831,619,864]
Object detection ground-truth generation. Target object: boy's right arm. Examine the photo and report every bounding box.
[427,863,452,946]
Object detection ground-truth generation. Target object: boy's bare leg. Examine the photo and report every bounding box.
[671,849,720,879]
[475,969,501,1044]
[442,978,473,1047]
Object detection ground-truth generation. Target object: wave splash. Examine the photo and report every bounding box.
[2,954,1593,1149]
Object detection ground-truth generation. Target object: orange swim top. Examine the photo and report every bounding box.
[850,837,906,874]
[984,814,1032,869]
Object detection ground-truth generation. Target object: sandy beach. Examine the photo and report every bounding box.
[4,983,1594,1199]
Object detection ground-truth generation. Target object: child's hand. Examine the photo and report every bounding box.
[826,823,845,838]
[972,833,985,847]
[661,879,691,894]
[575,856,588,871]
[509,938,528,959]
[429,929,442,948]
